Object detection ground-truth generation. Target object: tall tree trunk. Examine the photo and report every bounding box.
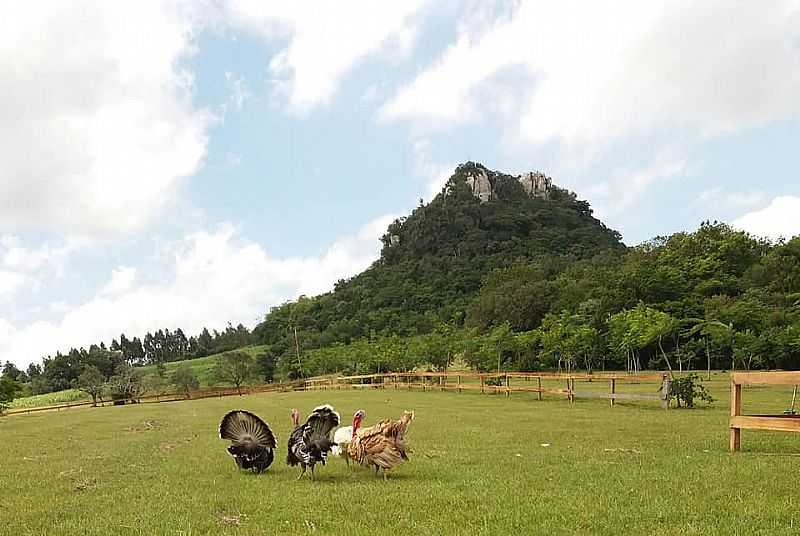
[658,336,674,379]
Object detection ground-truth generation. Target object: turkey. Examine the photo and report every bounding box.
[348,410,414,479]
[286,404,340,480]
[218,410,277,473]
[331,409,366,466]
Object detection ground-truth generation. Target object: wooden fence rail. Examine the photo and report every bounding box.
[4,371,669,418]
[306,371,670,407]
[730,371,800,452]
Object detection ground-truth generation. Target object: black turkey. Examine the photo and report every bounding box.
[219,410,277,473]
[286,404,340,480]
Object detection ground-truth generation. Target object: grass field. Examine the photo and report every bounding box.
[137,345,270,387]
[9,388,89,409]
[1,375,799,535]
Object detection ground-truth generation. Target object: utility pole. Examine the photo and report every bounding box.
[293,326,303,377]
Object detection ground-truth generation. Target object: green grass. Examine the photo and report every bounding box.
[1,375,799,535]
[10,388,89,409]
[10,346,270,410]
[138,345,270,386]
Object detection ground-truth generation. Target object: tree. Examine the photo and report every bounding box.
[0,375,21,414]
[107,364,146,404]
[172,366,199,398]
[78,366,105,406]
[255,352,276,383]
[3,361,26,383]
[214,352,256,395]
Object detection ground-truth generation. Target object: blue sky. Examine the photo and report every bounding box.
[1,1,799,367]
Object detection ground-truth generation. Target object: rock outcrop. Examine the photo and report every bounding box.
[458,162,553,202]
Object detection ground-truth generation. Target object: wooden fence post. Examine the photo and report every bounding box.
[505,374,510,397]
[458,375,462,394]
[730,379,742,452]
[480,376,484,395]
[566,379,572,403]
[537,377,542,401]
[610,378,616,407]
[660,374,671,410]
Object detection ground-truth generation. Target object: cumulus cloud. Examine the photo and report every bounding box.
[0,1,212,237]
[412,139,457,202]
[224,0,428,113]
[693,188,768,211]
[0,270,27,302]
[381,1,800,145]
[100,266,137,296]
[0,216,396,367]
[733,196,800,241]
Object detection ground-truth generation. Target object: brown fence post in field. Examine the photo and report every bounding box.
[610,378,616,407]
[458,375,462,393]
[660,374,671,410]
[505,374,510,397]
[480,375,485,394]
[730,377,742,452]
[537,377,542,401]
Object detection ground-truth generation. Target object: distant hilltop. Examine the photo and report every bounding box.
[456,161,553,203]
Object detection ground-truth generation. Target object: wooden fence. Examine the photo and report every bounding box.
[5,381,305,417]
[306,371,671,407]
[730,371,800,452]
[4,371,670,418]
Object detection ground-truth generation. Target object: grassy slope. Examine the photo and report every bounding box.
[9,388,89,409]
[138,345,269,386]
[11,345,271,409]
[1,375,799,535]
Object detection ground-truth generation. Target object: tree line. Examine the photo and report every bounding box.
[1,322,255,401]
[256,223,800,379]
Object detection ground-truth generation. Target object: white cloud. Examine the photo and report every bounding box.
[0,216,396,367]
[0,270,27,302]
[412,139,456,202]
[1,235,77,276]
[0,1,212,237]
[382,1,800,145]
[224,0,428,113]
[693,188,768,211]
[585,151,687,221]
[224,71,251,112]
[100,266,137,296]
[733,196,800,241]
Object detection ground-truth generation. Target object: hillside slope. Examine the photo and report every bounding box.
[253,162,624,363]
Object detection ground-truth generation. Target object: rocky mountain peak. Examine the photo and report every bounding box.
[456,161,553,203]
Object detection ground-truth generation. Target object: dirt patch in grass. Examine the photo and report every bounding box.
[216,512,247,527]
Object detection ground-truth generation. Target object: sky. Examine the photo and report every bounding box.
[1,0,799,368]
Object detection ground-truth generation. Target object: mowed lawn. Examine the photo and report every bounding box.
[1,377,799,535]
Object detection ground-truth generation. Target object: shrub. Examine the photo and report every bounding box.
[669,373,714,408]
[172,366,199,398]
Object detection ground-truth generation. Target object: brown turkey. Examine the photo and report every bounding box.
[348,410,414,479]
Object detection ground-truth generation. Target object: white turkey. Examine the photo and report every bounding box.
[331,409,366,466]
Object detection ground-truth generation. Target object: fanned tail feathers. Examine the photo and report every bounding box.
[219,410,277,473]
[303,404,340,443]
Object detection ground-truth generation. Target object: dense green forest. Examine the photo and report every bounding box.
[3,162,800,405]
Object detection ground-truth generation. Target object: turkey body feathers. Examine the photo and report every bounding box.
[287,404,340,479]
[331,426,353,457]
[349,412,413,474]
[219,410,277,473]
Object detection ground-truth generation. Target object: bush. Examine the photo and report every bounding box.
[172,366,199,398]
[669,373,714,408]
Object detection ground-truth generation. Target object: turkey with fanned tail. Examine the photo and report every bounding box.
[219,410,277,473]
[286,405,340,480]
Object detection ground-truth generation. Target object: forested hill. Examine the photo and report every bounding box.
[252,162,624,359]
